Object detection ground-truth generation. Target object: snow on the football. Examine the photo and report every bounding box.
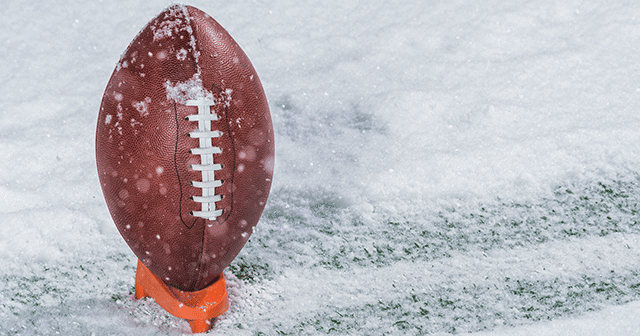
[2,0,640,335]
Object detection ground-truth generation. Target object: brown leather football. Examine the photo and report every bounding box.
[96,5,274,291]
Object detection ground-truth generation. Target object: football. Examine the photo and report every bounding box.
[96,5,274,291]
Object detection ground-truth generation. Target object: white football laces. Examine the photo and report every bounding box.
[185,99,224,220]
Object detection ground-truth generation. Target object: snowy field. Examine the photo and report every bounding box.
[3,0,640,335]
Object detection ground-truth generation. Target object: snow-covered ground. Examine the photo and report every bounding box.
[2,0,640,334]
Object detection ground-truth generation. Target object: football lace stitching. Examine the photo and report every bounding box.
[185,99,224,220]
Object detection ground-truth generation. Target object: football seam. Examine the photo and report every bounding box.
[193,84,237,290]
[211,83,237,225]
[173,101,199,229]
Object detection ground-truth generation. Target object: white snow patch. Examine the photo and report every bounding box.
[164,74,214,104]
[132,97,152,117]
[176,48,188,61]
[150,4,191,41]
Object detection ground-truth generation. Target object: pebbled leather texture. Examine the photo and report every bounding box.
[96,5,274,291]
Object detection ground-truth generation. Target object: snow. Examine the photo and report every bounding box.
[2,0,640,335]
[165,75,215,104]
